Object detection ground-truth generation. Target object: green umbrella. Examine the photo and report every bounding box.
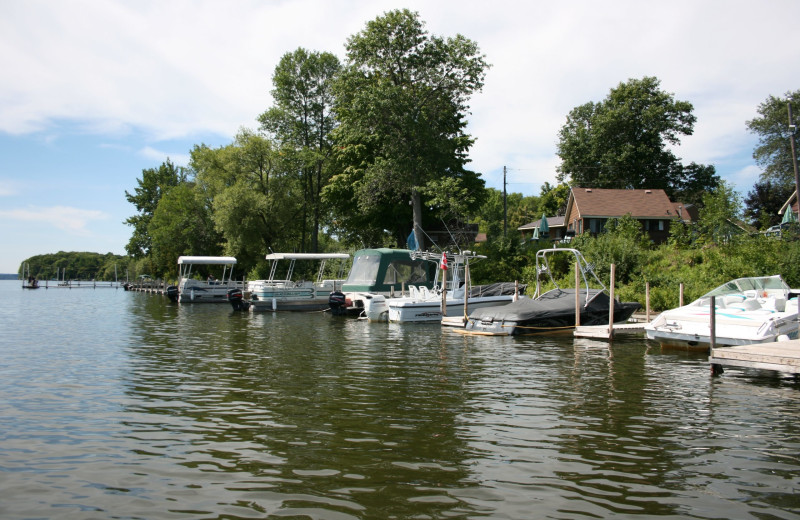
[782,208,797,223]
[539,213,549,237]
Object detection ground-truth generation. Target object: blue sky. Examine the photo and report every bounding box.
[1,0,797,274]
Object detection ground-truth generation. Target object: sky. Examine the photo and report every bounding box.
[1,0,797,274]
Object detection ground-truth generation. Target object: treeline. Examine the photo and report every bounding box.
[18,252,131,281]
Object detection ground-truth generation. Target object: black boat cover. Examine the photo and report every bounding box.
[469,288,638,325]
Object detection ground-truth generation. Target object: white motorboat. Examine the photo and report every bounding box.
[645,275,800,349]
[231,252,349,312]
[167,256,242,303]
[380,251,524,323]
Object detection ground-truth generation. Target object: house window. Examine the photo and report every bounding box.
[658,220,665,231]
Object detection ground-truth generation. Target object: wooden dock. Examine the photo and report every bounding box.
[709,339,800,375]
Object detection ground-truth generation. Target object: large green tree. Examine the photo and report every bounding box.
[124,159,186,257]
[327,9,489,250]
[556,77,718,202]
[148,182,221,277]
[191,130,304,274]
[745,90,800,188]
[259,48,340,252]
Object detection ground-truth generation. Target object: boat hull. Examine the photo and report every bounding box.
[463,289,640,336]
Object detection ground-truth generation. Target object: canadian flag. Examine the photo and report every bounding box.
[440,254,448,270]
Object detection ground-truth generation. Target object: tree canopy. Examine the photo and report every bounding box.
[124,159,186,258]
[556,76,718,204]
[746,90,800,189]
[326,9,489,250]
[259,48,340,252]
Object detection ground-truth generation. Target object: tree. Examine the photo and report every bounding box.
[746,90,800,188]
[744,180,794,229]
[191,130,304,274]
[124,159,186,257]
[328,9,489,250]
[696,181,743,244]
[556,77,718,202]
[148,183,221,277]
[259,48,340,252]
[538,182,570,217]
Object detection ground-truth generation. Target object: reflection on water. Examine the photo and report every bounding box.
[0,281,799,519]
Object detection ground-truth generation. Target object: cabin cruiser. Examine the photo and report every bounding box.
[645,275,800,349]
[229,252,349,312]
[327,248,438,317]
[459,248,640,335]
[167,256,242,303]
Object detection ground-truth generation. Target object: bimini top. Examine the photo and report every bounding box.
[265,253,350,261]
[177,256,237,265]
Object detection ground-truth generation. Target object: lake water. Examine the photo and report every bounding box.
[1,279,799,519]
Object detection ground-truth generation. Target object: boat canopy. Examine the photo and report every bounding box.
[177,256,237,265]
[266,253,350,261]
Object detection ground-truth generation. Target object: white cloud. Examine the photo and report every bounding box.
[0,206,108,235]
[139,146,191,167]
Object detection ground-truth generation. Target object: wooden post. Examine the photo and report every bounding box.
[710,295,716,353]
[679,283,684,307]
[574,261,581,327]
[463,256,470,323]
[645,282,651,322]
[441,255,447,317]
[608,264,616,338]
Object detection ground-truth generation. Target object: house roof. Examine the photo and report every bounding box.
[567,188,683,219]
[518,215,566,231]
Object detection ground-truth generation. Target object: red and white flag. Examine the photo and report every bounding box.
[440,254,448,270]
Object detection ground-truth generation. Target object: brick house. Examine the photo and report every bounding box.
[563,187,693,243]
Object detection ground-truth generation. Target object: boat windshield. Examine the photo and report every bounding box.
[345,254,382,284]
[699,276,789,300]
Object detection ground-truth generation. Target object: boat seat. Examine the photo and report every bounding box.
[409,286,419,299]
[728,299,762,312]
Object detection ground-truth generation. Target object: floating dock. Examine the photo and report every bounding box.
[709,339,800,375]
[573,322,647,339]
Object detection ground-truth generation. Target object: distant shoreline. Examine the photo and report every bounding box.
[0,274,18,280]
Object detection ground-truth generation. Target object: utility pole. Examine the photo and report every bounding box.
[503,165,507,238]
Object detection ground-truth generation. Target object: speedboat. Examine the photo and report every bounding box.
[458,248,640,336]
[645,275,800,349]
[167,256,242,303]
[379,250,524,323]
[230,252,349,312]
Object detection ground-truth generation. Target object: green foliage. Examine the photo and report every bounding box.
[570,215,649,285]
[18,252,131,281]
[191,130,306,275]
[746,90,800,188]
[124,159,186,258]
[259,48,340,252]
[744,180,794,229]
[328,9,489,249]
[695,181,743,244]
[148,183,222,278]
[556,76,718,202]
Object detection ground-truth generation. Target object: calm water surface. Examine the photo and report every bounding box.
[1,280,798,519]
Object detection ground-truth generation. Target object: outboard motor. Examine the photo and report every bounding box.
[328,291,347,316]
[227,288,250,311]
[166,285,179,302]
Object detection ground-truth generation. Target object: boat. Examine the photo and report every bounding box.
[645,275,800,349]
[229,252,350,312]
[457,248,640,336]
[373,250,525,323]
[21,263,39,289]
[327,248,438,317]
[166,256,242,303]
